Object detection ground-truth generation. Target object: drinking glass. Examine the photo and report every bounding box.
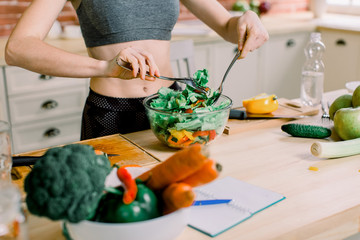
[0,181,28,239]
[0,121,12,181]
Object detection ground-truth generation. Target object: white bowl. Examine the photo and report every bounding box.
[66,208,189,240]
[67,167,190,240]
[345,81,360,93]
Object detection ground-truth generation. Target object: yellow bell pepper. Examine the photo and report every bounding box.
[168,129,195,141]
[242,93,279,114]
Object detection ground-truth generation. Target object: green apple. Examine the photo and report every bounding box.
[329,94,353,120]
[352,85,360,107]
[334,107,360,140]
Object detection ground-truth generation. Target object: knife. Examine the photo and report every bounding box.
[12,156,38,167]
[12,153,121,167]
[229,109,308,120]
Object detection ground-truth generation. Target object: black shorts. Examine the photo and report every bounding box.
[81,82,182,140]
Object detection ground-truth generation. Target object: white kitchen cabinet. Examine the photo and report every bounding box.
[8,87,86,125]
[12,115,82,154]
[194,41,261,108]
[212,42,260,108]
[3,66,89,153]
[0,67,8,122]
[193,32,310,106]
[5,66,85,96]
[319,28,360,92]
[194,43,212,75]
[261,32,310,99]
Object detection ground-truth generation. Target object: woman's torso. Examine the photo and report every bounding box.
[88,40,173,98]
[71,0,179,98]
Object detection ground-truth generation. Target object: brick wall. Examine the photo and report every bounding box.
[0,0,309,38]
[0,0,77,37]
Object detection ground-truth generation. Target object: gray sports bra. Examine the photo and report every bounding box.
[76,0,180,47]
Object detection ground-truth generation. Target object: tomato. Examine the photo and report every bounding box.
[193,130,209,137]
[208,130,216,140]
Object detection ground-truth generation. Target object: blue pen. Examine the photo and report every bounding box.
[192,199,232,206]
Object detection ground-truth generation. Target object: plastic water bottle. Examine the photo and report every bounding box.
[300,32,325,106]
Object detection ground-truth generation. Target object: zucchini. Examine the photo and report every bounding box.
[311,138,360,159]
[281,123,331,139]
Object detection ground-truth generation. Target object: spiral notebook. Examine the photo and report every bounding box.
[188,176,285,237]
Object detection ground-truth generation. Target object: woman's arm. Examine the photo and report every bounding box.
[180,0,269,59]
[5,0,109,78]
[5,0,159,80]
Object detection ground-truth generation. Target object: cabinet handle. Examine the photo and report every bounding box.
[336,39,346,46]
[286,39,296,48]
[41,100,58,110]
[39,74,53,80]
[43,128,60,138]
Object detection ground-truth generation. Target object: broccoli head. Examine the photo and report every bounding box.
[24,144,111,223]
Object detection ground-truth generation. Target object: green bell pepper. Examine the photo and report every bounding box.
[92,180,160,223]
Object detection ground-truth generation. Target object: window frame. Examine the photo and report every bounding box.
[326,0,360,15]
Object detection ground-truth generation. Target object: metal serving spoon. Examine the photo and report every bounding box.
[209,50,242,105]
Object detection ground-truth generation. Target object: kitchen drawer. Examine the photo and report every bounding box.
[11,115,82,154]
[4,66,87,96]
[9,87,86,125]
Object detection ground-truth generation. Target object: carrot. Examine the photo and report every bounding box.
[116,166,138,204]
[177,136,190,144]
[167,136,179,146]
[161,182,195,214]
[136,144,209,190]
[94,149,105,155]
[167,136,196,147]
[181,139,194,147]
[181,159,222,187]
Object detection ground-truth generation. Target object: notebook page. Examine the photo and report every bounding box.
[188,176,285,237]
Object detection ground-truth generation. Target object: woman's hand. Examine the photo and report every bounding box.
[180,0,268,59]
[108,46,160,81]
[237,11,269,59]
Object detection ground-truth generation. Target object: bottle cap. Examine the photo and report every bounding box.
[311,32,321,40]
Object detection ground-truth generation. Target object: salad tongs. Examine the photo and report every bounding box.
[118,64,208,95]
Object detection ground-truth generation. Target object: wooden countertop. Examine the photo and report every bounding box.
[125,89,360,240]
[14,89,360,240]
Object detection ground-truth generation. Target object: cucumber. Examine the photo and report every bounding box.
[281,123,331,139]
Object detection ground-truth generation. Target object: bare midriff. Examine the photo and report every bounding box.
[88,39,174,98]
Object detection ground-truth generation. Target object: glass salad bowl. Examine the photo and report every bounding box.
[144,93,232,149]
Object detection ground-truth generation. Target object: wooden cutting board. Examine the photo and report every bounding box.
[11,134,161,197]
[224,98,320,135]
